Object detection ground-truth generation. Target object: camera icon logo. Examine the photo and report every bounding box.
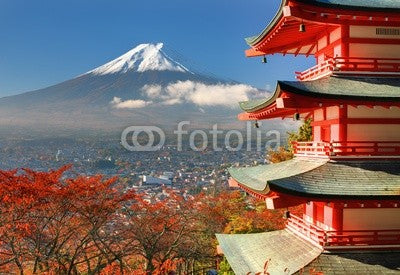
[121,126,165,151]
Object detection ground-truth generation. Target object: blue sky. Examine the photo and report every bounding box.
[0,0,314,97]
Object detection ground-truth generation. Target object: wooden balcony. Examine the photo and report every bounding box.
[295,57,400,81]
[292,141,400,159]
[286,214,400,250]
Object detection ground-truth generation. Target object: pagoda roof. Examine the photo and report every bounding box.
[217,230,400,274]
[228,159,400,199]
[299,0,400,11]
[228,158,327,194]
[245,0,400,57]
[245,0,286,47]
[216,229,322,274]
[240,76,400,113]
[299,252,400,274]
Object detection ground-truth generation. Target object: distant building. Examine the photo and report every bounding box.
[142,175,172,186]
[162,171,174,180]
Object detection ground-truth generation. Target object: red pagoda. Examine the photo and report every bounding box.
[216,0,400,274]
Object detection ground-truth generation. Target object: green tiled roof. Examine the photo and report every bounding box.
[304,0,400,10]
[279,77,400,100]
[240,77,400,112]
[246,0,400,46]
[228,158,327,194]
[298,252,400,274]
[218,229,400,275]
[229,159,400,198]
[239,97,273,113]
[216,230,322,275]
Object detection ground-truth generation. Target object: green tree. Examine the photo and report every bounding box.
[287,118,313,152]
[268,118,313,163]
[218,257,234,275]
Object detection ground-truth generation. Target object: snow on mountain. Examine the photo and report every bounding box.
[86,43,191,75]
[0,42,274,133]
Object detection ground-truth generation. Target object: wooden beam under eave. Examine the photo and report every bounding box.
[228,178,239,188]
[260,34,321,57]
[286,5,400,26]
[306,44,316,57]
[238,112,256,121]
[245,48,267,57]
[276,97,326,109]
[305,112,313,119]
[294,46,302,57]
[266,195,306,209]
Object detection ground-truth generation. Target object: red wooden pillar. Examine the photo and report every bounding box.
[331,203,343,231]
[341,25,350,58]
[338,104,348,142]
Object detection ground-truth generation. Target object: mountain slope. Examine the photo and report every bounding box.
[0,43,266,134]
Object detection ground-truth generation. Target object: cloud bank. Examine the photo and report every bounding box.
[111,81,267,109]
[111,97,152,109]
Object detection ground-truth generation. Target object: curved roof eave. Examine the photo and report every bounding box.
[239,82,281,112]
[296,0,400,12]
[245,0,400,47]
[239,76,400,113]
[245,0,287,46]
[229,160,400,199]
[228,158,328,194]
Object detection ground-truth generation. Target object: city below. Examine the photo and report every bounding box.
[0,136,273,199]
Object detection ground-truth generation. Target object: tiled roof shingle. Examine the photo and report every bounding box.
[229,159,400,198]
[240,77,400,112]
[298,252,400,274]
[216,230,323,275]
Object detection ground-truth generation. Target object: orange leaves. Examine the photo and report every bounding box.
[202,191,303,234]
[0,166,136,274]
[0,166,301,274]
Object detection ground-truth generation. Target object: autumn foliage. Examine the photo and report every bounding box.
[0,166,135,274]
[0,167,302,274]
[268,118,313,163]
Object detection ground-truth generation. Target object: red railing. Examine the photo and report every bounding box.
[286,214,325,245]
[287,214,400,248]
[325,229,400,247]
[335,57,400,73]
[292,141,331,157]
[295,59,335,81]
[292,141,400,158]
[295,57,400,81]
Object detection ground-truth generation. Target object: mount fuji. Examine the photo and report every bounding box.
[87,43,190,75]
[0,43,266,135]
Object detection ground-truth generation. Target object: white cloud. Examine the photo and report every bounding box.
[141,84,162,99]
[187,82,257,107]
[111,81,267,109]
[110,97,151,109]
[143,81,262,108]
[162,98,183,106]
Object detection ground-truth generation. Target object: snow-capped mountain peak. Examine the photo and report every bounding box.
[87,43,191,75]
